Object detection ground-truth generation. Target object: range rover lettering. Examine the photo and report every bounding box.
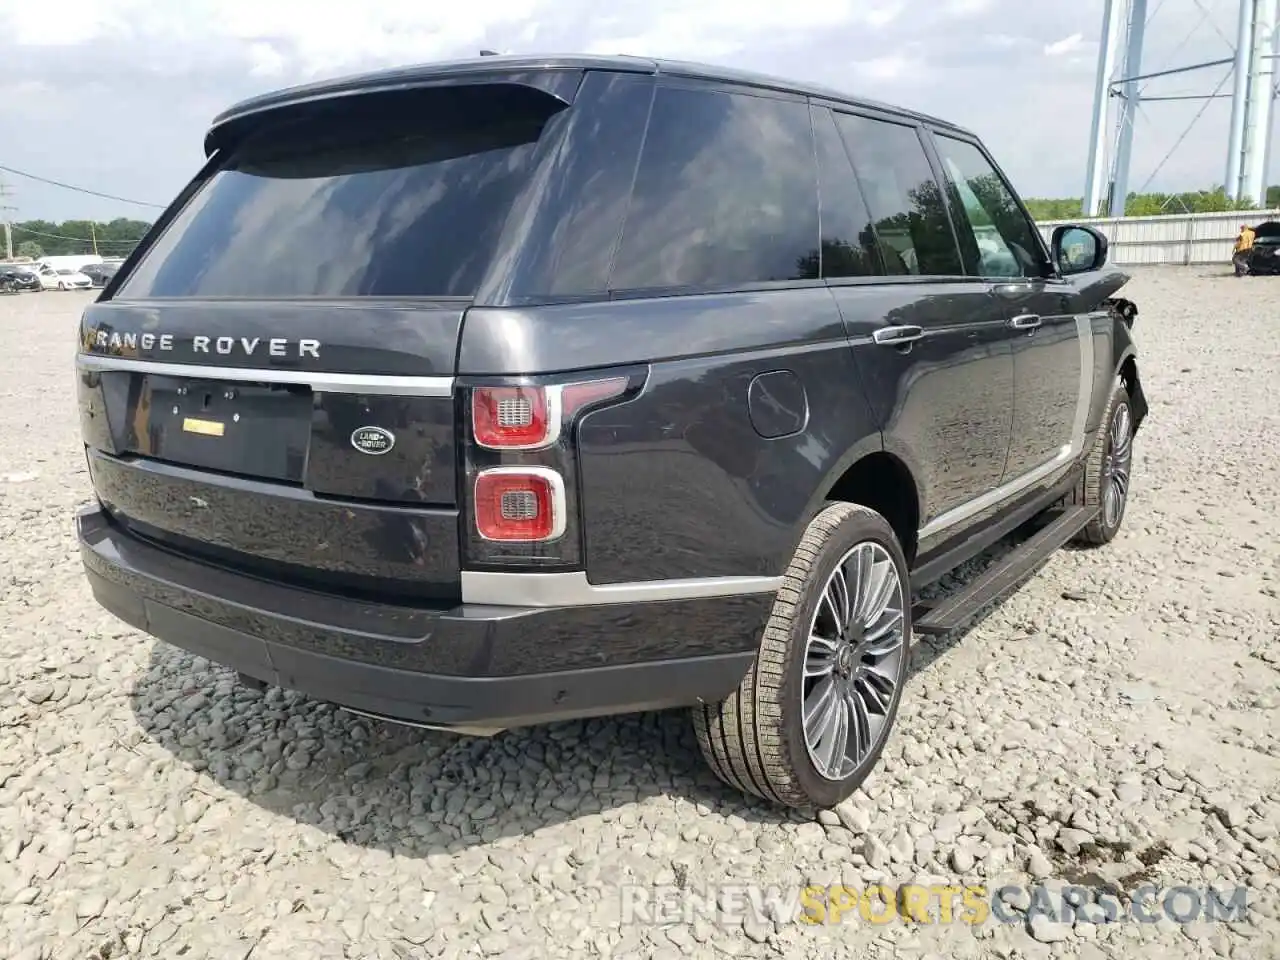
[74,54,1147,809]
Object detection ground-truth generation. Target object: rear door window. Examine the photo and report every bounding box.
[116,85,566,299]
[833,112,964,277]
[811,106,881,279]
[608,85,819,292]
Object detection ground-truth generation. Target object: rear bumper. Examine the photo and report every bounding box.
[76,503,767,732]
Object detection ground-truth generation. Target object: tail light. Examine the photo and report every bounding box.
[474,467,566,542]
[471,380,634,451]
[472,386,557,449]
[461,371,643,569]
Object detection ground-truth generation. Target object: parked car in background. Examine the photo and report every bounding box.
[1236,220,1280,276]
[52,268,94,291]
[81,262,120,287]
[38,254,104,274]
[0,263,42,292]
[28,262,62,291]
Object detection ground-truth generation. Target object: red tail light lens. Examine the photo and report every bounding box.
[560,378,629,419]
[472,386,556,449]
[473,467,566,542]
[471,378,629,450]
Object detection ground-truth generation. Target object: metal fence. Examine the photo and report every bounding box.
[1035,209,1280,266]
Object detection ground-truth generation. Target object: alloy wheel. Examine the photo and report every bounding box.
[1102,402,1132,529]
[802,541,906,781]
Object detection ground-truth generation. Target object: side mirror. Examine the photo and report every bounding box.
[1051,224,1109,275]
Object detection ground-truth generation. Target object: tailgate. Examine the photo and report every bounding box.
[77,299,464,600]
[74,77,572,600]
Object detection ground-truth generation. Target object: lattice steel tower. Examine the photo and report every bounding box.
[1084,0,1280,216]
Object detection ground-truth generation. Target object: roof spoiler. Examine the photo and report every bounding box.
[202,67,587,159]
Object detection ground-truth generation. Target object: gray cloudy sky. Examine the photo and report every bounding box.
[0,0,1263,222]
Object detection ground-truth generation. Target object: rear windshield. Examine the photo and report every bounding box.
[116,84,563,300]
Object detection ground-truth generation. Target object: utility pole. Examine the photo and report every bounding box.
[0,176,15,260]
[1240,0,1279,205]
[1110,0,1148,217]
[1226,0,1280,203]
[90,221,99,256]
[1084,0,1126,217]
[1226,0,1256,199]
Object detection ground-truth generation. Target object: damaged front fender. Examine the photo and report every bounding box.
[1107,297,1147,433]
[1105,297,1138,329]
[1124,356,1148,433]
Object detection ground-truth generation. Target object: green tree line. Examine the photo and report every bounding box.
[5,218,153,259]
[7,183,1280,263]
[1023,185,1280,221]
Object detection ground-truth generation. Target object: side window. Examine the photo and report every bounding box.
[833,112,963,277]
[932,133,1048,278]
[609,86,818,291]
[811,106,880,279]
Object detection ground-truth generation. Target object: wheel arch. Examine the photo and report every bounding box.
[816,447,921,568]
[1115,347,1147,434]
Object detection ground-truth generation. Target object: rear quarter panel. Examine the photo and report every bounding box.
[459,287,881,583]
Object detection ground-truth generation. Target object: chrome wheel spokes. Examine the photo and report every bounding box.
[1103,402,1132,529]
[802,541,906,782]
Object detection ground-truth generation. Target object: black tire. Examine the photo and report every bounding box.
[693,502,912,809]
[1069,379,1134,546]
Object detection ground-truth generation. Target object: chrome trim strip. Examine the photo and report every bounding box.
[917,445,1072,542]
[460,570,784,608]
[75,355,455,398]
[1071,312,1097,456]
[917,310,1097,543]
[339,707,505,737]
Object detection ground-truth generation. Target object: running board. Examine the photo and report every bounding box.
[911,505,1098,636]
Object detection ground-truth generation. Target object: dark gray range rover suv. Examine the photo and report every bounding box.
[74,54,1147,809]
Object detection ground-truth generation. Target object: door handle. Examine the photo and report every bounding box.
[873,325,925,346]
[1009,314,1042,331]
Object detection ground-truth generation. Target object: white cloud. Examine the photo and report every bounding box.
[944,0,996,15]
[987,33,1028,48]
[5,0,127,45]
[865,3,906,28]
[3,0,549,76]
[584,0,894,62]
[1044,33,1086,57]
[246,42,287,78]
[5,0,880,76]
[854,53,927,83]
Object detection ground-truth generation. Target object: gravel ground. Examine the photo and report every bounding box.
[1,269,1278,960]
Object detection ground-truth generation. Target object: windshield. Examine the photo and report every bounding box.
[117,84,564,299]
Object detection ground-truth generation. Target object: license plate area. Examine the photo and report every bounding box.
[141,375,312,483]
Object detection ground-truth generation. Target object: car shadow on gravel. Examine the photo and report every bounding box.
[126,518,1052,855]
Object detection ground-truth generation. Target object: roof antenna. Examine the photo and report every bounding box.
[479,49,500,56]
